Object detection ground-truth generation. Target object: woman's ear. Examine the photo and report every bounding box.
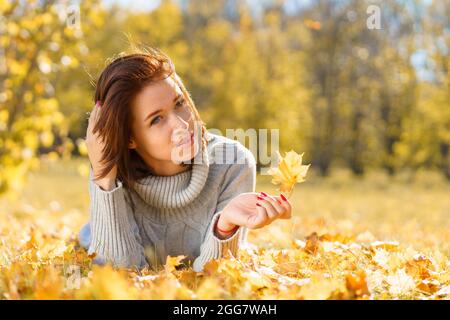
[128,138,137,149]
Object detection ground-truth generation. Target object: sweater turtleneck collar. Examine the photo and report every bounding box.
[131,136,210,209]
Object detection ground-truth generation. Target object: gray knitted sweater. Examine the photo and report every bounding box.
[78,131,256,272]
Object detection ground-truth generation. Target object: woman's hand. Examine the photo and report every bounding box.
[85,102,117,191]
[217,191,292,235]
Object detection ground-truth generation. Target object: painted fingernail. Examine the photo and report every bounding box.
[280,194,287,201]
[260,192,268,197]
[256,203,261,207]
[257,196,264,200]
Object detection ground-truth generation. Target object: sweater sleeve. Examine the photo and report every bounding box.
[192,144,256,272]
[87,169,148,269]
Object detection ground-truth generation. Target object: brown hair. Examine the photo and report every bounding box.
[92,47,208,189]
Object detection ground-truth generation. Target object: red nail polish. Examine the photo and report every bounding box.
[260,192,268,197]
[256,203,261,207]
[280,194,287,201]
[257,196,264,200]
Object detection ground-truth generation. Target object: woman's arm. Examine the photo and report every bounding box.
[87,169,148,269]
[85,102,147,269]
[192,144,256,272]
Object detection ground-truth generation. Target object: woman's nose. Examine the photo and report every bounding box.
[172,112,189,129]
[171,118,191,146]
[169,113,191,137]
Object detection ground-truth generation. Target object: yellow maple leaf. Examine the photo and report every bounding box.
[164,255,187,273]
[267,150,310,197]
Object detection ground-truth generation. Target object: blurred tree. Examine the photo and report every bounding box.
[395,0,450,179]
[0,0,99,195]
[298,0,422,176]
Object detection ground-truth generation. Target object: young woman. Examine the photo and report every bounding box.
[78,48,292,272]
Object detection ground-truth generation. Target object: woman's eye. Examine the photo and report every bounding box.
[175,100,184,108]
[150,100,185,126]
[150,116,161,126]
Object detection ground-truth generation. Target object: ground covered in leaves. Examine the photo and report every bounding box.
[0,159,449,299]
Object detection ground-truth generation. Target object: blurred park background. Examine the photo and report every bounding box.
[1,0,450,191]
[0,0,449,298]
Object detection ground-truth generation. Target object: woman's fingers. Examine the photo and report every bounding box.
[257,199,278,221]
[247,205,269,229]
[274,194,292,219]
[92,103,101,127]
[87,103,103,142]
[245,192,293,230]
[86,106,96,137]
[257,193,285,220]
[88,104,96,124]
[263,194,284,214]
[256,192,293,221]
[88,103,102,127]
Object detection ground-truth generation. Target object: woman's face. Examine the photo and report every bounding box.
[129,76,199,174]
